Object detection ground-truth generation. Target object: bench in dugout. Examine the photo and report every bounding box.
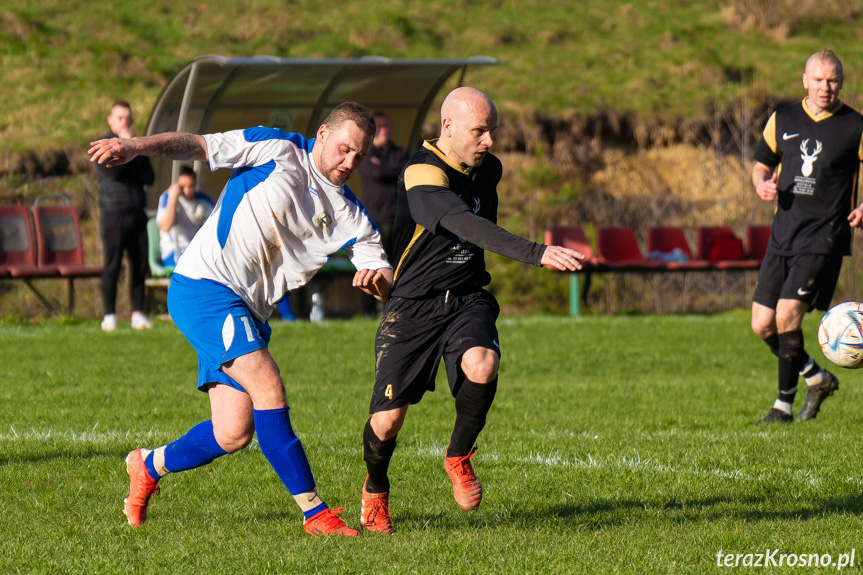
[546,224,770,316]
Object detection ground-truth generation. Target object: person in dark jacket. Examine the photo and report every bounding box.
[357,112,410,315]
[95,100,154,331]
[358,112,410,260]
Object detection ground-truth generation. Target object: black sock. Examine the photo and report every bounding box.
[363,418,397,494]
[763,333,780,357]
[777,330,805,405]
[448,378,498,458]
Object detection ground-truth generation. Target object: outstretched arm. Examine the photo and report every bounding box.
[88,132,208,168]
[539,245,584,272]
[438,207,583,270]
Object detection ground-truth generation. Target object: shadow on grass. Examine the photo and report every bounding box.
[551,492,863,529]
[0,445,135,466]
[330,494,863,533]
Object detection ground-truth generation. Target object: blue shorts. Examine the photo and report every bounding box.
[168,273,272,393]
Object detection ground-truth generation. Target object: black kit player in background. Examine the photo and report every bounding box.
[751,50,863,424]
[357,87,586,534]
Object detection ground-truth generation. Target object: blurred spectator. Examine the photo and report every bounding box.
[94,100,154,331]
[156,165,215,266]
[358,112,409,316]
[358,112,410,260]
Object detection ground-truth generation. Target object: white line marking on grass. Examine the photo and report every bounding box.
[6,429,863,489]
[407,443,863,487]
[0,427,173,443]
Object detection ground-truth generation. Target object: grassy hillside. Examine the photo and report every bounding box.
[2,0,863,154]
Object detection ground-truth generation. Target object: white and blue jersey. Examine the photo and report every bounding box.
[156,189,214,266]
[173,127,391,321]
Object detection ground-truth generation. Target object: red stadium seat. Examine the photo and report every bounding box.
[596,227,660,269]
[696,226,759,269]
[31,201,103,278]
[0,205,58,278]
[646,227,710,270]
[746,225,771,263]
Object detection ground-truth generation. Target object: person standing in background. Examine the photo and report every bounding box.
[358,112,409,316]
[95,100,154,331]
[358,112,410,260]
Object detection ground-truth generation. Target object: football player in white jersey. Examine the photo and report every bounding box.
[89,102,393,536]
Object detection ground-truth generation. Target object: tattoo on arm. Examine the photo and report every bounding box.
[150,133,206,161]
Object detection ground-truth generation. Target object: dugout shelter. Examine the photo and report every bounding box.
[145,55,498,208]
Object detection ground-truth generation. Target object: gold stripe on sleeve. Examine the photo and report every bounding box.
[404,164,449,190]
[763,112,778,153]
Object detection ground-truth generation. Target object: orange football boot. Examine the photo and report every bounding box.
[303,507,359,537]
[444,446,483,511]
[360,476,394,534]
[124,449,160,528]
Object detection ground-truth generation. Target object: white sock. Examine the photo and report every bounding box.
[293,490,324,513]
[773,399,793,415]
[803,369,824,387]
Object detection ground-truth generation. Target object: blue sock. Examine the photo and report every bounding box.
[253,407,317,499]
[304,502,328,519]
[143,453,161,482]
[144,420,228,478]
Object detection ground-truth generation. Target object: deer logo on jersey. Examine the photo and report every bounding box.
[472,197,481,214]
[799,139,822,177]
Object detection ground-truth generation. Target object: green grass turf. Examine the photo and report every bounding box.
[1,312,862,573]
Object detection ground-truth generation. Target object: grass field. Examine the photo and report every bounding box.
[2,313,862,574]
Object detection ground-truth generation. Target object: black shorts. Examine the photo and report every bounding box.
[370,290,501,413]
[753,251,844,311]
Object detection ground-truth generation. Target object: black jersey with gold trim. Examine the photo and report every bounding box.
[754,100,863,256]
[389,140,503,298]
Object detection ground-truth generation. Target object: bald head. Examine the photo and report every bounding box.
[803,50,843,116]
[437,87,498,168]
[806,50,843,79]
[441,87,497,121]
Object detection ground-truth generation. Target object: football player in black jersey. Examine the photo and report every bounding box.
[751,50,863,424]
[358,87,585,533]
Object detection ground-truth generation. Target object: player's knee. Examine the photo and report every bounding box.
[213,426,254,453]
[461,356,498,383]
[775,313,799,334]
[370,411,404,440]
[751,317,774,340]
